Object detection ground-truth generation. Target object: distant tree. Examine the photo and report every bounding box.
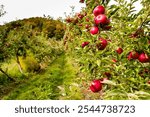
[0,5,6,17]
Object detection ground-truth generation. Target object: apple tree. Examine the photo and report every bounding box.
[64,0,150,99]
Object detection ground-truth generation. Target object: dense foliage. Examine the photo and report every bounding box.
[64,0,150,99]
[0,0,150,100]
[0,16,65,98]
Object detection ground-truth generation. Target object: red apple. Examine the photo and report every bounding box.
[76,13,84,19]
[112,59,117,63]
[96,38,108,50]
[148,40,150,45]
[138,53,149,63]
[84,12,87,16]
[131,51,139,59]
[79,0,84,3]
[116,47,123,54]
[93,5,105,16]
[65,17,72,23]
[90,80,102,93]
[148,80,150,84]
[81,41,90,48]
[94,14,108,25]
[128,51,139,60]
[86,17,90,22]
[85,24,90,29]
[90,26,99,35]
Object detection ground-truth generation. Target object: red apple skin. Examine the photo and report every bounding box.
[85,24,90,29]
[138,53,149,63]
[78,14,84,19]
[116,47,123,54]
[65,18,72,23]
[128,51,139,60]
[79,0,84,3]
[131,51,139,59]
[90,26,99,35]
[86,17,90,22]
[94,14,108,25]
[93,5,105,16]
[97,38,108,50]
[112,59,117,63]
[90,80,102,93]
[81,41,90,48]
[148,40,150,45]
[148,80,150,84]
[84,12,87,16]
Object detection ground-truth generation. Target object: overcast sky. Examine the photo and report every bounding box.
[0,0,86,24]
[0,0,141,25]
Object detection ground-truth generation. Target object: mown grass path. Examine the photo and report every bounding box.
[2,53,77,100]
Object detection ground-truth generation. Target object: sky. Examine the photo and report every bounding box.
[0,0,142,25]
[0,0,86,24]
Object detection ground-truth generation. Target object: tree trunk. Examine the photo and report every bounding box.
[0,68,15,81]
[16,55,23,74]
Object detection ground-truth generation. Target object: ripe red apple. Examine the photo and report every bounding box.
[78,24,83,27]
[79,0,84,3]
[76,13,84,19]
[131,51,139,59]
[116,47,123,54]
[129,33,138,38]
[148,40,150,45]
[138,53,149,63]
[93,5,105,16]
[86,17,90,22]
[90,79,102,93]
[81,41,90,48]
[128,51,139,60]
[90,26,99,35]
[94,14,108,25]
[148,80,150,84]
[112,59,117,63]
[65,17,72,23]
[85,24,90,29]
[96,38,108,50]
[84,12,87,16]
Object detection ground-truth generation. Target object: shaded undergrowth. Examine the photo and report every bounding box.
[1,53,78,100]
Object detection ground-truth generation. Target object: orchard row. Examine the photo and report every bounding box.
[65,2,150,94]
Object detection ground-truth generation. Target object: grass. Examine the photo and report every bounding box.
[1,52,81,100]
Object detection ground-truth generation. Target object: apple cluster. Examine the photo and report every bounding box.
[88,5,150,93]
[90,5,111,35]
[82,5,111,50]
[88,5,111,93]
[128,51,150,63]
[116,48,150,63]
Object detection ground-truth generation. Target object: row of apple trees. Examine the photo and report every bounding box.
[64,0,150,99]
[0,11,65,83]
